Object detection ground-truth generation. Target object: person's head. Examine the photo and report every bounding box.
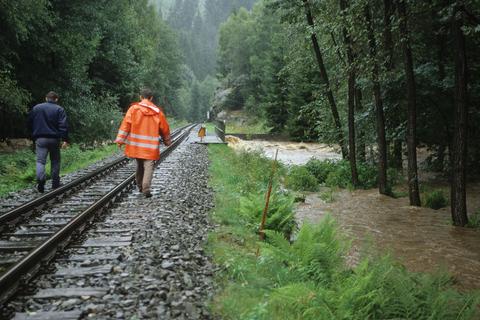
[140,88,154,101]
[45,91,59,103]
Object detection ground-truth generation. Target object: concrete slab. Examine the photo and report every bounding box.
[193,134,226,145]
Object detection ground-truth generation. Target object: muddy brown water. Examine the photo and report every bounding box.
[227,137,480,291]
[296,190,480,291]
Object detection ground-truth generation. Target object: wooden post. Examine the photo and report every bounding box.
[259,149,279,241]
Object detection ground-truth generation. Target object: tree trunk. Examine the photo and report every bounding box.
[384,0,403,169]
[365,5,388,195]
[451,3,469,226]
[340,0,359,186]
[383,0,394,70]
[302,0,348,159]
[397,0,421,206]
[392,140,403,169]
[355,88,367,163]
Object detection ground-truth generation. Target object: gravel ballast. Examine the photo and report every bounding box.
[4,134,216,319]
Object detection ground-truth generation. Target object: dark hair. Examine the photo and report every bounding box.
[140,87,154,99]
[46,91,59,101]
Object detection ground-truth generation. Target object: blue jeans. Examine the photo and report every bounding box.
[35,138,61,188]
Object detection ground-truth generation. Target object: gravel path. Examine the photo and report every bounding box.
[4,135,216,319]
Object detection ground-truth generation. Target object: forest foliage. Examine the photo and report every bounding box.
[216,0,480,162]
[216,0,480,225]
[0,0,184,142]
[151,0,257,122]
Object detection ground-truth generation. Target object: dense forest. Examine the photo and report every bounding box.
[0,0,182,142]
[216,0,480,226]
[151,0,257,121]
[0,0,257,139]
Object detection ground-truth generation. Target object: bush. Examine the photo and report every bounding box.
[63,92,122,143]
[424,190,448,210]
[285,166,319,192]
[325,161,352,188]
[306,159,399,191]
[305,159,338,183]
[467,211,480,228]
[239,192,296,239]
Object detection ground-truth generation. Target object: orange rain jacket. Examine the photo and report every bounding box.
[114,99,171,160]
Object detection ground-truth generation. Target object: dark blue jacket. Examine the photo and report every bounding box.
[28,102,69,142]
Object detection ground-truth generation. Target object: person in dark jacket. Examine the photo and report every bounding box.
[28,91,69,193]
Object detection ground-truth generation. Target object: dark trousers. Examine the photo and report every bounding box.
[35,138,61,188]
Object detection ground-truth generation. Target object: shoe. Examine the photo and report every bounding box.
[52,183,62,190]
[37,181,45,193]
[144,192,152,198]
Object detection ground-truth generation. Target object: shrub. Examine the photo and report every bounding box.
[319,188,335,203]
[285,166,319,192]
[325,161,352,188]
[239,192,297,239]
[424,190,448,210]
[307,159,398,191]
[305,159,337,184]
[467,211,480,228]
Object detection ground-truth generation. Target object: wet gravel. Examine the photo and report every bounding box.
[4,134,216,319]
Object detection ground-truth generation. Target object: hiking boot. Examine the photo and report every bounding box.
[37,181,45,193]
[144,192,152,198]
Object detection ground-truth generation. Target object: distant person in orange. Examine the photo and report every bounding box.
[114,88,171,198]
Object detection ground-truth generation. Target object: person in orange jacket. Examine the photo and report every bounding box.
[115,88,171,198]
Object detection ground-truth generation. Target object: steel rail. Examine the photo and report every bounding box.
[0,125,190,227]
[0,125,194,305]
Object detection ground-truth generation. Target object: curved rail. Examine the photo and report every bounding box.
[0,124,194,305]
[0,125,190,228]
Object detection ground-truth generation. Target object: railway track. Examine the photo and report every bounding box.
[0,125,195,315]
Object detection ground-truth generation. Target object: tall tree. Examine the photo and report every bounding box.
[340,0,359,186]
[397,0,421,206]
[302,0,348,159]
[364,5,388,195]
[450,2,469,226]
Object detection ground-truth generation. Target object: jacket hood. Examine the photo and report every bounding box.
[135,99,161,116]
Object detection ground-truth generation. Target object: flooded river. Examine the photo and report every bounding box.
[227,136,480,291]
[226,136,342,164]
[297,190,480,291]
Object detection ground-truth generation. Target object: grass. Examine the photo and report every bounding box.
[168,118,189,129]
[319,188,335,203]
[0,117,189,198]
[225,118,270,134]
[468,210,480,228]
[0,144,118,197]
[207,145,480,319]
[424,190,449,210]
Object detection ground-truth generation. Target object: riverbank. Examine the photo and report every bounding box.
[207,144,479,319]
[296,188,480,291]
